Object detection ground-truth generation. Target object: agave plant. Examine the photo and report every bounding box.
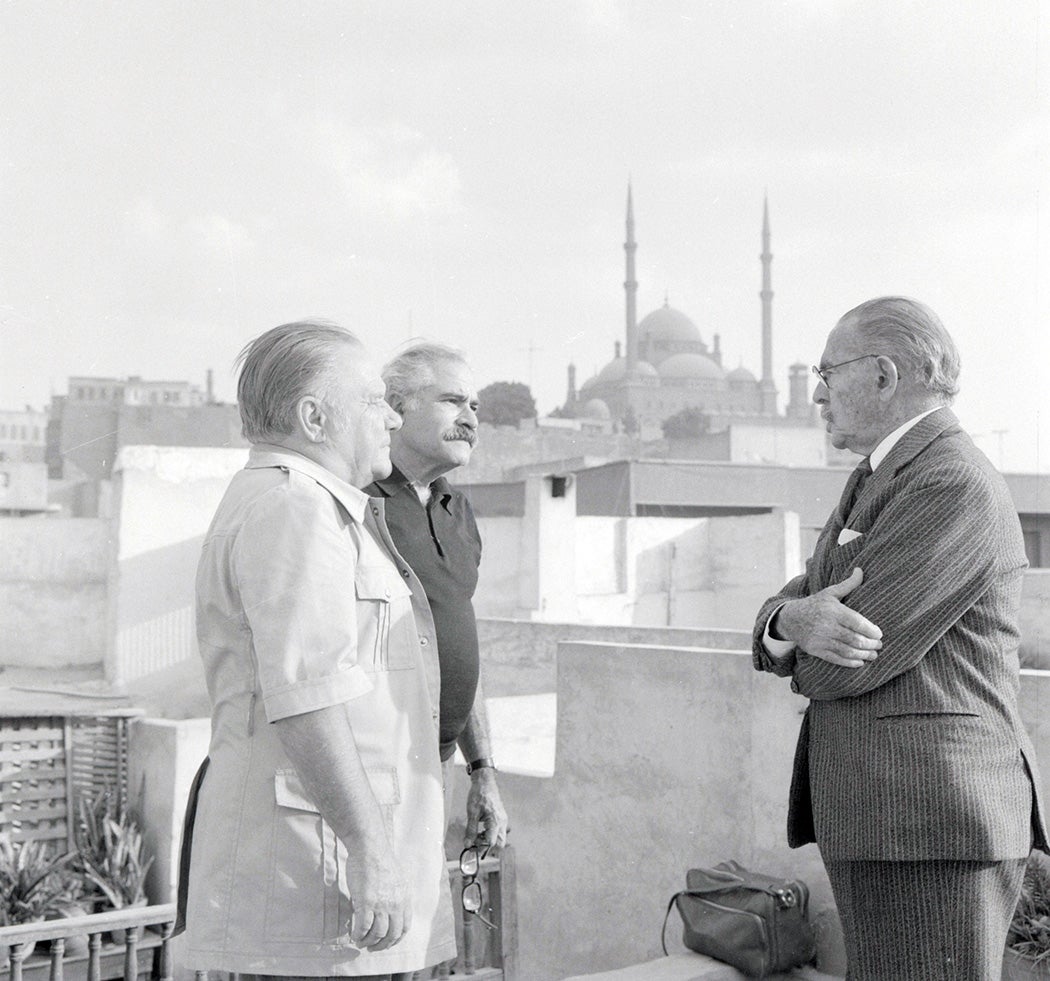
[1008,854,1050,967]
[0,836,82,926]
[74,789,153,910]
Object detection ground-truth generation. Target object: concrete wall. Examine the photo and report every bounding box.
[451,641,835,981]
[451,645,1050,981]
[0,517,110,670]
[127,717,211,904]
[475,618,750,697]
[473,476,799,630]
[108,445,246,684]
[1021,570,1050,668]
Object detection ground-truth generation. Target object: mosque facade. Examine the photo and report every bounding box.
[562,187,814,438]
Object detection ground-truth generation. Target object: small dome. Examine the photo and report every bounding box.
[595,357,658,384]
[638,302,702,345]
[727,365,757,384]
[581,398,611,420]
[658,352,726,381]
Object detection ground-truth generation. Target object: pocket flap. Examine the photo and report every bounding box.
[273,766,401,811]
[354,564,412,602]
[274,769,320,812]
[365,766,401,806]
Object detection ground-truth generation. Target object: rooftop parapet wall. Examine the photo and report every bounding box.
[475,617,749,697]
[0,517,109,670]
[464,644,1050,981]
[472,639,833,981]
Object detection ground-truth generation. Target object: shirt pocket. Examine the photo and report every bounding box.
[265,766,401,944]
[354,564,416,672]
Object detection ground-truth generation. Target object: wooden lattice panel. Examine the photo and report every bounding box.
[0,717,70,848]
[0,714,134,852]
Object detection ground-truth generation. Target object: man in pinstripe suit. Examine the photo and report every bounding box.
[753,296,1048,979]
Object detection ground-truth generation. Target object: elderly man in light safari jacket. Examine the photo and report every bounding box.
[180,320,455,981]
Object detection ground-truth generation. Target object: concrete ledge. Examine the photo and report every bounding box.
[561,953,843,980]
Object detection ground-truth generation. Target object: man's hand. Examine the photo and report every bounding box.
[774,568,882,667]
[465,769,509,849]
[347,847,412,951]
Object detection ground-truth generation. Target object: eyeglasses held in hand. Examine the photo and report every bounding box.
[459,845,497,930]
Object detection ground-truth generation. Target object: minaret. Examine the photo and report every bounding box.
[624,182,639,372]
[759,195,777,415]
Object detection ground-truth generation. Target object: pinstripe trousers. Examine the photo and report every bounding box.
[824,856,1026,980]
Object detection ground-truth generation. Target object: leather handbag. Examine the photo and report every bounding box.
[661,860,816,978]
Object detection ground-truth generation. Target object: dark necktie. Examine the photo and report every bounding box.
[839,457,873,524]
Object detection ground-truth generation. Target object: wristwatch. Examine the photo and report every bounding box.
[465,757,496,776]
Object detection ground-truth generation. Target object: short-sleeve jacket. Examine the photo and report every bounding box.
[182,445,455,976]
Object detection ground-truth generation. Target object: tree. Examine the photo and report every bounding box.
[477,381,537,427]
[661,406,709,439]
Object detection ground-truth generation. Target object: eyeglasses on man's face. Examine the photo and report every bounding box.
[459,845,497,930]
[811,354,881,388]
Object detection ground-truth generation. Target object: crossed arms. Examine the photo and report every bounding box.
[760,467,1003,701]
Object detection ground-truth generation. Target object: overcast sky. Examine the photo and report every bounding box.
[1,1,1047,471]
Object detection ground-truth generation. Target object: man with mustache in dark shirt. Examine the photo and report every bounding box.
[366,342,509,852]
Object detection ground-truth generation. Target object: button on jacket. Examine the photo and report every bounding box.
[183,445,455,977]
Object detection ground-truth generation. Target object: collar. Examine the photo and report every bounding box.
[371,464,454,512]
[869,407,941,471]
[245,443,369,524]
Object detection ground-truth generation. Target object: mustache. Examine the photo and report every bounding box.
[443,427,477,445]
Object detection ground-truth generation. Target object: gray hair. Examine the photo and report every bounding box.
[382,340,469,411]
[235,319,361,443]
[842,296,961,403]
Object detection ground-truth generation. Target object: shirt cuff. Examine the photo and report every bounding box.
[263,665,374,722]
[762,604,797,659]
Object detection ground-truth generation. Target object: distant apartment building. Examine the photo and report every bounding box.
[47,372,246,516]
[0,406,49,515]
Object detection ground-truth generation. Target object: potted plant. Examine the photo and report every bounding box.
[1005,853,1050,980]
[74,789,154,941]
[0,836,83,960]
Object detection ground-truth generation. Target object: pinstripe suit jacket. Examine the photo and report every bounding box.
[753,408,1049,861]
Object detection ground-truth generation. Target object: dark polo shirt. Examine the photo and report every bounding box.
[366,466,482,761]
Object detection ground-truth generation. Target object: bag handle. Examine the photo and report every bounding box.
[660,890,686,956]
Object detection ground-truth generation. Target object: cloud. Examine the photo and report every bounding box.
[123,198,170,242]
[187,214,255,259]
[313,118,462,220]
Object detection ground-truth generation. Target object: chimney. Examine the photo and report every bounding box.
[787,363,810,419]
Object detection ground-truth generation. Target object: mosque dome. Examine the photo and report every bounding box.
[727,365,757,384]
[638,302,702,345]
[594,357,658,384]
[581,398,611,420]
[658,352,726,381]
